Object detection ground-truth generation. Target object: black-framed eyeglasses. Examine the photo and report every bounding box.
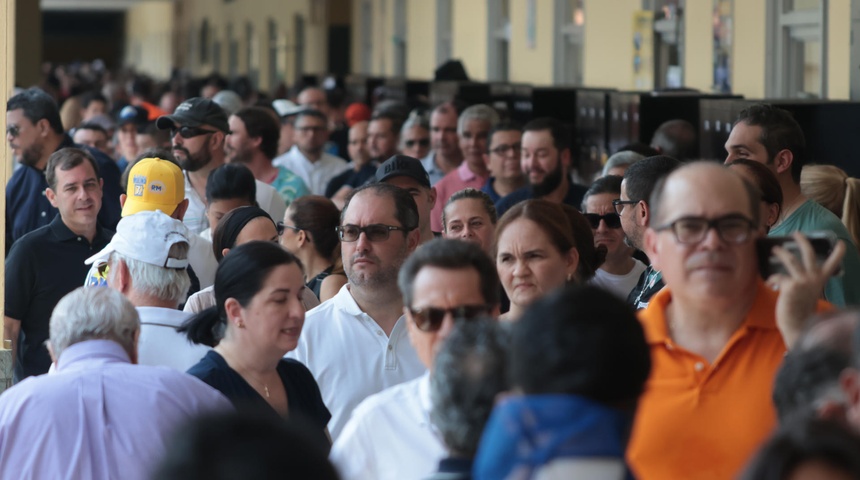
[277,221,301,236]
[489,143,522,156]
[405,138,430,148]
[408,304,495,332]
[169,126,219,139]
[336,224,409,242]
[654,214,756,245]
[612,199,638,215]
[585,213,622,229]
[5,125,20,138]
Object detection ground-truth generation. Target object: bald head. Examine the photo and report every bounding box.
[650,162,761,229]
[297,87,329,114]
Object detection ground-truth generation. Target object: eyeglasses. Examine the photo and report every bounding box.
[654,215,756,245]
[405,138,430,148]
[612,199,638,215]
[336,224,409,242]
[585,213,622,229]
[5,125,20,138]
[296,126,327,133]
[170,126,218,139]
[408,304,495,332]
[277,221,301,235]
[489,143,522,156]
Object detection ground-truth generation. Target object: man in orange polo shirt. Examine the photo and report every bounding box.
[627,162,840,480]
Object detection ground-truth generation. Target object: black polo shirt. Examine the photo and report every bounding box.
[5,214,113,381]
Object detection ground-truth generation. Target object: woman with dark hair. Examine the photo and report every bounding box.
[729,159,783,233]
[184,206,319,313]
[183,241,331,444]
[494,199,604,321]
[279,196,348,302]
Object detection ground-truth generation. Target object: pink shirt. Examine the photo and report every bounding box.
[430,162,489,232]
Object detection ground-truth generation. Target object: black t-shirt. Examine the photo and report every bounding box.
[5,214,113,380]
[306,266,333,300]
[187,350,331,445]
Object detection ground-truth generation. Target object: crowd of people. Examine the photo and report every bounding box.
[3,64,860,479]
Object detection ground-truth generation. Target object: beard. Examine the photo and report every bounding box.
[530,160,564,198]
[345,249,407,290]
[19,143,44,168]
[175,145,212,172]
[227,145,254,165]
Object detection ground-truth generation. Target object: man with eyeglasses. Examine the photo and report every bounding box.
[627,162,837,480]
[481,123,526,204]
[273,109,349,196]
[430,105,500,233]
[155,97,286,234]
[615,155,680,309]
[289,183,425,441]
[5,88,122,252]
[331,238,499,480]
[421,102,463,186]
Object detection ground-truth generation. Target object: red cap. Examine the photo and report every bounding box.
[344,102,371,127]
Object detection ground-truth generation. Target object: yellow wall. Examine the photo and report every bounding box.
[583,0,640,89]
[406,0,436,79]
[452,0,488,81]
[732,0,767,98]
[126,1,174,80]
[683,0,712,92]
[508,0,553,85]
[2,0,13,329]
[828,0,850,99]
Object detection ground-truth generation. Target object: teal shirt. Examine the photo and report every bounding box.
[769,199,860,307]
[271,166,310,207]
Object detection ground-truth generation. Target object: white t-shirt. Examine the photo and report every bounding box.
[272,145,349,196]
[188,234,216,290]
[330,373,445,480]
[287,284,426,441]
[136,306,211,371]
[182,171,287,234]
[589,259,647,300]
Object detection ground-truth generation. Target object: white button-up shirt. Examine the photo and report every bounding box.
[330,373,445,480]
[183,171,287,234]
[136,306,211,372]
[273,145,350,196]
[288,284,426,440]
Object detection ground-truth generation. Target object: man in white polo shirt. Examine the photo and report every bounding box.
[289,182,425,440]
[273,109,349,196]
[330,239,500,479]
[85,210,209,371]
[155,97,286,234]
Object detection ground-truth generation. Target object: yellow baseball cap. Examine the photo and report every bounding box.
[122,157,185,217]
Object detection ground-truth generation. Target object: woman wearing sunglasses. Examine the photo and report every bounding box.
[182,241,332,447]
[184,206,319,314]
[582,175,646,299]
[495,199,602,321]
[399,111,431,160]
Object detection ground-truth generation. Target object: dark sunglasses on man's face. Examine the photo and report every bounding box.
[585,213,622,229]
[409,304,494,332]
[5,125,20,138]
[170,126,218,139]
[405,138,430,148]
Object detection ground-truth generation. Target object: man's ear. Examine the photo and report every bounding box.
[773,149,794,176]
[119,193,127,208]
[644,228,661,272]
[407,228,420,252]
[428,187,437,210]
[46,188,58,208]
[111,259,132,294]
[173,198,189,221]
[639,200,651,228]
[560,148,572,171]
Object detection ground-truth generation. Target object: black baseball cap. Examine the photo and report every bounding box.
[155,97,230,133]
[375,155,431,188]
[117,105,149,129]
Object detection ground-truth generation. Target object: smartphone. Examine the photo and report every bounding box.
[756,232,841,279]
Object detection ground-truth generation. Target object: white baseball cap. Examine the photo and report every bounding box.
[85,210,190,269]
[272,99,306,118]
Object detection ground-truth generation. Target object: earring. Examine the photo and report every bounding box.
[237,320,245,329]
[567,273,573,283]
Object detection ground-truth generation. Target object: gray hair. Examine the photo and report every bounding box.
[109,242,191,305]
[399,110,430,150]
[601,151,644,177]
[49,287,140,358]
[457,104,500,136]
[430,318,509,457]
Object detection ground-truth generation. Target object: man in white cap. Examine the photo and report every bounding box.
[273,99,306,157]
[85,210,210,371]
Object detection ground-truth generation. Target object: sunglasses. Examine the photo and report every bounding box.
[409,304,495,332]
[585,213,622,229]
[276,221,301,235]
[405,138,430,148]
[5,125,20,138]
[170,126,218,139]
[336,224,408,242]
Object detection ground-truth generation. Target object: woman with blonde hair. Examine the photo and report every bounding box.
[801,165,860,247]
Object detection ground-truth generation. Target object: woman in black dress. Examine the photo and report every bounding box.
[183,241,331,446]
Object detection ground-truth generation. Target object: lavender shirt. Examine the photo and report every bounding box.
[0,340,232,480]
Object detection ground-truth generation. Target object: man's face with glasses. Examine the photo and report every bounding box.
[170,121,219,172]
[645,165,761,299]
[340,189,418,290]
[486,129,524,182]
[6,109,45,168]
